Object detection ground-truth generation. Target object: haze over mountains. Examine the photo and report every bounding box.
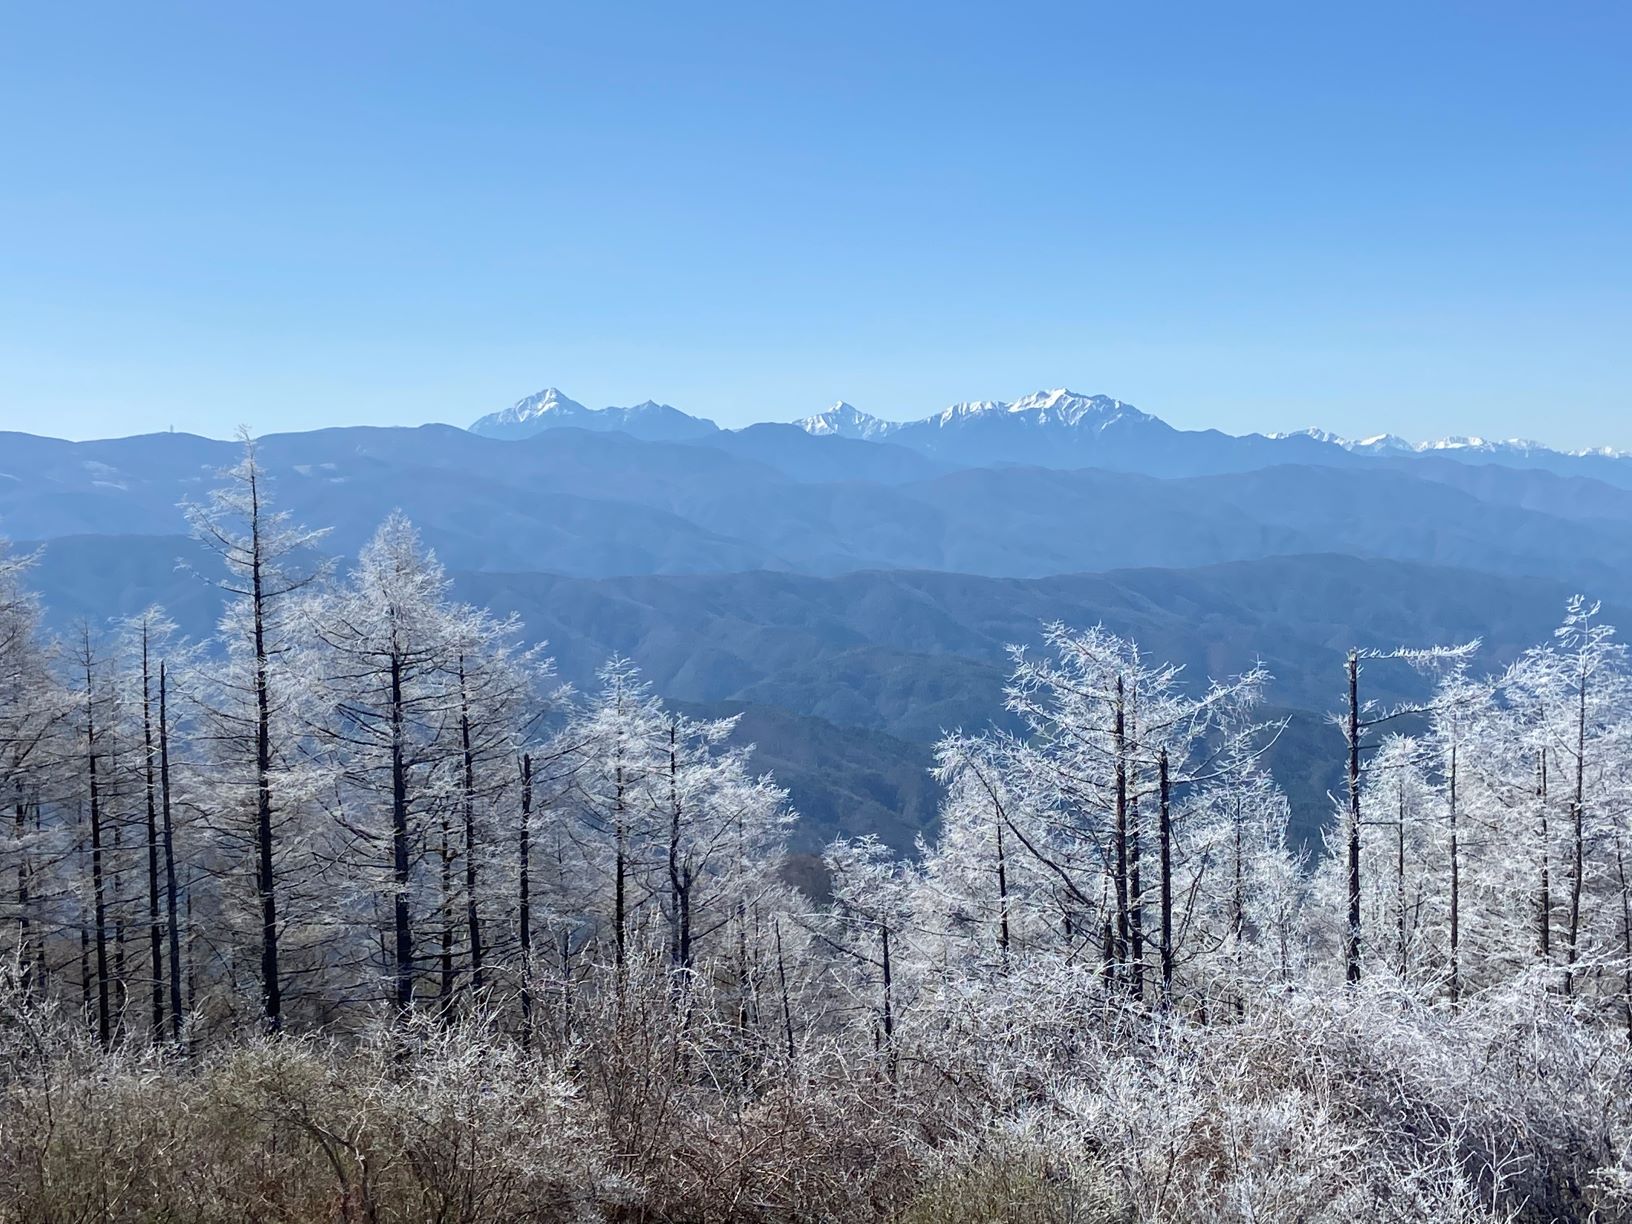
[477,383,1632,483]
[470,387,721,442]
[6,383,1630,850]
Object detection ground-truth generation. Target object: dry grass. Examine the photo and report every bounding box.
[1,970,1626,1223]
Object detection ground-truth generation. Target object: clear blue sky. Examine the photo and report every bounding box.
[2,2,1628,446]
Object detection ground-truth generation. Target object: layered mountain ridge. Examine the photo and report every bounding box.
[6,386,1629,852]
[473,384,1632,481]
[1268,426,1625,460]
[470,387,720,442]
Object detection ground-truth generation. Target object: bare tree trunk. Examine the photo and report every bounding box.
[518,754,532,1038]
[248,471,282,1032]
[1565,664,1588,996]
[1448,741,1460,1005]
[1616,838,1632,1044]
[141,631,164,1037]
[31,805,45,992]
[1396,781,1407,978]
[1113,676,1130,985]
[14,800,30,996]
[159,663,183,1043]
[84,652,111,1048]
[995,811,1010,961]
[666,721,692,974]
[1127,683,1144,999]
[773,915,795,1065]
[613,759,627,975]
[1232,794,1246,1019]
[389,655,414,1018]
[458,658,483,995]
[1158,748,1174,1007]
[879,920,894,1063]
[1345,651,1362,985]
[1129,792,1145,998]
[1538,748,1551,962]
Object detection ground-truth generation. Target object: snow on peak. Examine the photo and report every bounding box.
[1268,427,1346,445]
[1005,388,1151,428]
[470,388,717,439]
[1576,444,1632,459]
[1419,435,1549,454]
[795,387,1162,438]
[935,399,1005,424]
[473,384,1628,464]
[1353,434,1417,453]
[1267,427,1621,461]
[474,388,688,430]
[1271,429,1388,453]
[496,387,588,424]
[468,388,593,437]
[927,389,1151,430]
[797,401,898,440]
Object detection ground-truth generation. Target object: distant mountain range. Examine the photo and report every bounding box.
[8,422,1632,589]
[5,383,1630,853]
[1270,426,1629,461]
[470,385,1632,485]
[470,387,720,442]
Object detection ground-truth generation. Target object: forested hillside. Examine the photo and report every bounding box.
[8,421,1632,587]
[5,435,1632,1220]
[24,530,1621,853]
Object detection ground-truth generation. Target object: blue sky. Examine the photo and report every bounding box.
[2,2,1628,446]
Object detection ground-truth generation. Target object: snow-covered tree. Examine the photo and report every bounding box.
[0,540,74,1000]
[927,623,1280,1006]
[183,431,331,1032]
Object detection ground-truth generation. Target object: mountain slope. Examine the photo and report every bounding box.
[673,700,940,855]
[24,535,1613,853]
[687,422,947,484]
[456,555,1607,729]
[786,387,1632,486]
[797,401,898,441]
[459,382,1632,486]
[7,426,1632,593]
[792,388,1363,476]
[469,388,719,441]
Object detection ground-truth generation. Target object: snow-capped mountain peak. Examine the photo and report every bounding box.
[471,382,1630,472]
[1269,427,1347,446]
[482,387,589,430]
[1421,435,1549,455]
[1003,388,1153,429]
[1352,433,1417,453]
[797,401,898,440]
[1273,428,1571,458]
[470,388,717,441]
[920,389,1154,431]
[935,399,1005,424]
